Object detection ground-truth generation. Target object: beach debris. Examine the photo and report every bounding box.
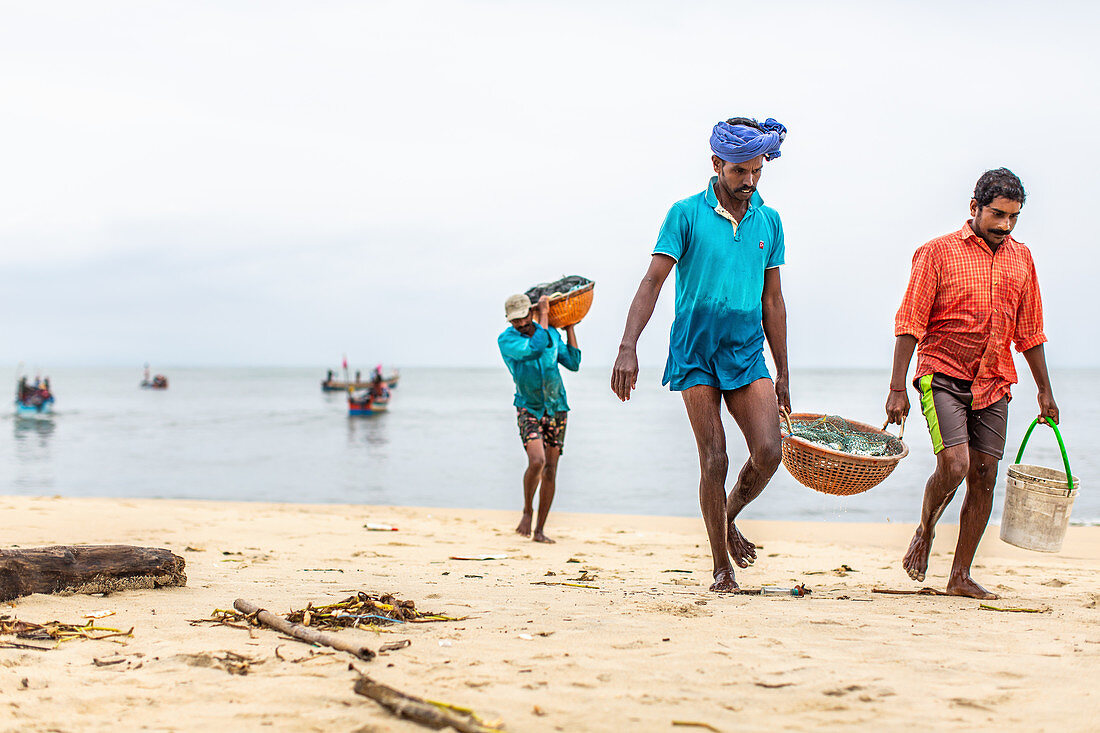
[92,653,128,667]
[807,565,858,576]
[531,581,599,589]
[673,722,723,732]
[365,523,399,531]
[737,584,812,597]
[449,554,508,561]
[354,675,503,732]
[195,592,463,634]
[180,650,261,675]
[569,570,597,582]
[0,545,186,602]
[872,587,949,596]
[0,615,134,647]
[83,610,116,620]
[379,639,411,653]
[230,599,375,661]
[662,569,693,574]
[979,604,1051,614]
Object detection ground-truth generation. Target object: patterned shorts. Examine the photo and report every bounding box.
[516,408,568,452]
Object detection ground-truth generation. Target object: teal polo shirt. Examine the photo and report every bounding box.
[652,177,785,391]
[498,324,582,417]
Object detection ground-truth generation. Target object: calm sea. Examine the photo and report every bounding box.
[3,367,1096,525]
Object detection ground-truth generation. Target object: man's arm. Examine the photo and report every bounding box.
[885,335,918,426]
[612,254,676,401]
[1022,344,1059,424]
[761,267,791,414]
[885,244,936,427]
[498,327,550,361]
[557,325,581,372]
[533,295,549,329]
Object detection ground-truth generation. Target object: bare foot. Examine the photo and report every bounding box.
[532,531,555,544]
[727,521,757,568]
[515,512,532,537]
[946,573,998,600]
[903,529,932,582]
[710,566,739,593]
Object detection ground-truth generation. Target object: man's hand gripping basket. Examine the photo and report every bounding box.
[780,413,908,496]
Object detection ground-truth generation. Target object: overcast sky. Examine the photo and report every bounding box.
[2,1,1097,370]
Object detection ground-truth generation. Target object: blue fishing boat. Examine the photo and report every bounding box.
[15,376,54,420]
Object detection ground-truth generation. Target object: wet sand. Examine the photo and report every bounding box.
[2,496,1098,732]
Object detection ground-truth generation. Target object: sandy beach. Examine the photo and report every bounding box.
[1,496,1097,732]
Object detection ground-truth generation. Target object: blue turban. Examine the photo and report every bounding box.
[709,118,787,164]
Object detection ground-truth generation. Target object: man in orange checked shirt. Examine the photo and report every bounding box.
[884,168,1059,600]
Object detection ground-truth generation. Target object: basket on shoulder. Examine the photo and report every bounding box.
[780,412,908,496]
[525,275,595,329]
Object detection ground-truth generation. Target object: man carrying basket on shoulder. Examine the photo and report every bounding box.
[612,116,791,592]
[499,293,581,544]
[885,168,1060,600]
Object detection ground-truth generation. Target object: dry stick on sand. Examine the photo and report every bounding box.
[980,604,1050,613]
[871,587,950,596]
[233,599,375,661]
[353,676,502,733]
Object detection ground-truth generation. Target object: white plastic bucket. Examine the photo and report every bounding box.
[1000,464,1079,552]
[999,419,1079,553]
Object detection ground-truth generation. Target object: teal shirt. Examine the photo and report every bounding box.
[498,324,581,417]
[652,177,785,391]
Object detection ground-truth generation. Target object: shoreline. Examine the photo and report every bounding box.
[3,496,1098,731]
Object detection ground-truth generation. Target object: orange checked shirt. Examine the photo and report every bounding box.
[894,222,1046,409]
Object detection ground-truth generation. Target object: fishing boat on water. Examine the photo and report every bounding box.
[140,364,169,389]
[322,368,399,392]
[15,376,54,420]
[347,388,390,417]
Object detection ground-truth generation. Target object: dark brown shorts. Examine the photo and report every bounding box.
[517,408,568,453]
[915,373,1008,459]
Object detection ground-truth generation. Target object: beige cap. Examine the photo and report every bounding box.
[504,293,532,321]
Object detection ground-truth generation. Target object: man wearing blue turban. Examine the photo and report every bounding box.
[612,117,791,592]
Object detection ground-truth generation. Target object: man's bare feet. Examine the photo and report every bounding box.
[903,529,932,582]
[727,521,757,568]
[515,512,532,537]
[946,573,998,600]
[532,531,555,544]
[710,566,739,592]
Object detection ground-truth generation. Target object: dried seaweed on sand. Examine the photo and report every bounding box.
[0,614,133,648]
[192,591,465,631]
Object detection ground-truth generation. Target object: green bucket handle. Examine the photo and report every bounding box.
[1014,418,1074,491]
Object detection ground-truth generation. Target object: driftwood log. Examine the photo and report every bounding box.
[0,545,186,602]
[233,598,375,661]
[353,676,501,733]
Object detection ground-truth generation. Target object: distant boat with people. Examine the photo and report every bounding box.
[15,375,54,420]
[342,364,395,416]
[140,364,169,389]
[347,388,390,416]
[321,368,399,392]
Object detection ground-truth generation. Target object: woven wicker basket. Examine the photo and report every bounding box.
[547,282,594,328]
[781,412,908,496]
